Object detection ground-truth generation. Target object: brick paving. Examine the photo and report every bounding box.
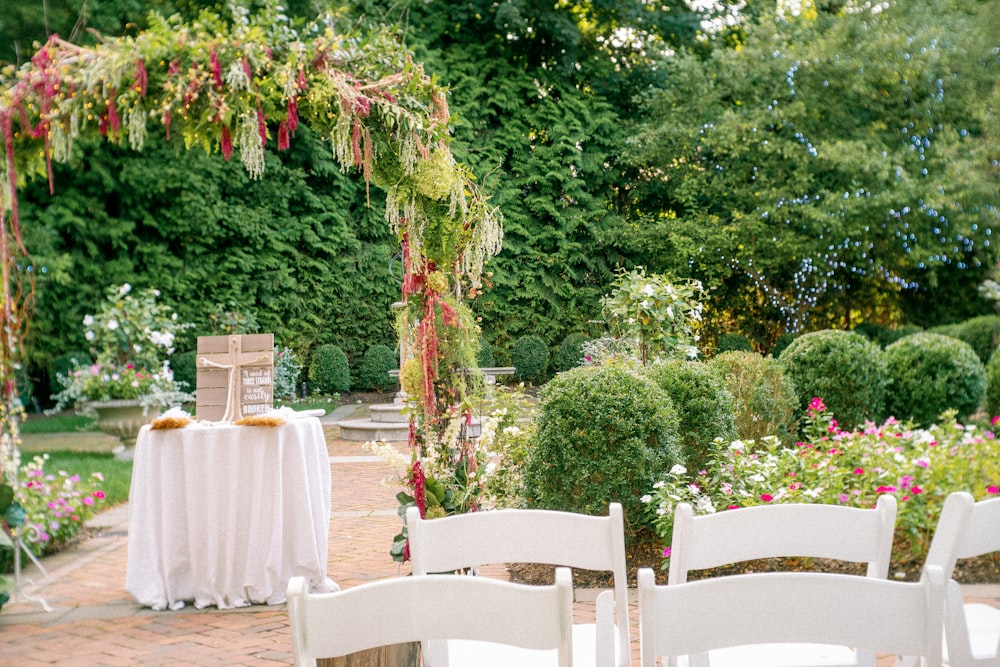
[1,412,997,665]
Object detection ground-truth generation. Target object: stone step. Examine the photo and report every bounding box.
[369,403,409,423]
[335,416,482,442]
[336,419,410,443]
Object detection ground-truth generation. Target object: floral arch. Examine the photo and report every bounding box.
[0,7,503,516]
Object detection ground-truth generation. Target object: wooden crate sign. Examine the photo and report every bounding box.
[196,334,274,422]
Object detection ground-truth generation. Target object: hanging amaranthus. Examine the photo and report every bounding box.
[0,5,502,504]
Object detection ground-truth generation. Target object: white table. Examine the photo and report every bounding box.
[125,417,335,610]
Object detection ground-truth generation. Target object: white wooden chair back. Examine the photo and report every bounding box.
[666,495,898,667]
[286,568,575,667]
[406,503,629,667]
[629,566,945,667]
[924,491,1000,666]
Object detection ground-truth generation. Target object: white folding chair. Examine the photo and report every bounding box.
[613,566,945,667]
[923,491,1000,666]
[666,495,898,667]
[286,567,575,667]
[406,503,630,667]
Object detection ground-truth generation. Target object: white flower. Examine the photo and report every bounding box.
[153,289,161,297]
[670,464,687,476]
[640,494,653,504]
[85,331,95,341]
[133,344,143,354]
[502,426,521,437]
[653,480,666,489]
[107,320,119,330]
[666,306,674,319]
[119,284,132,296]
[149,331,175,348]
[83,315,94,327]
[642,284,654,296]
[694,495,717,514]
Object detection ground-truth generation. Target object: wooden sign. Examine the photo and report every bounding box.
[196,334,274,422]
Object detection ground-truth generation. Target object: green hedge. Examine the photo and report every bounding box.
[309,344,350,394]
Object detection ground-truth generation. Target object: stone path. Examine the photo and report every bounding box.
[0,408,997,665]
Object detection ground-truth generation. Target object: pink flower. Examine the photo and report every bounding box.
[916,458,930,468]
[789,482,801,491]
[662,547,672,559]
[761,494,774,502]
[727,504,740,510]
[838,494,849,503]
[82,497,94,506]
[94,490,105,499]
[911,486,923,495]
[853,468,864,475]
[988,486,999,495]
[809,397,826,411]
[991,416,1000,426]
[876,485,897,493]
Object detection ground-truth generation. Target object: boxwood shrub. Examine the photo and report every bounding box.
[884,332,985,425]
[986,347,1000,419]
[779,329,887,430]
[708,351,799,443]
[511,334,549,383]
[555,332,591,372]
[953,315,1000,362]
[308,343,350,394]
[522,365,681,543]
[716,333,753,354]
[358,344,398,392]
[643,360,737,473]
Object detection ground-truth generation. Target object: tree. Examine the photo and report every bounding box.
[624,0,1000,341]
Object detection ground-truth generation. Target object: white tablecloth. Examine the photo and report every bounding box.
[125,418,334,610]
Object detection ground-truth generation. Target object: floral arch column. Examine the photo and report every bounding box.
[0,7,503,514]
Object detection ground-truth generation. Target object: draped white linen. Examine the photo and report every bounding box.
[125,418,334,610]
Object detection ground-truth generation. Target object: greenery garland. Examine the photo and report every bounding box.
[0,5,503,504]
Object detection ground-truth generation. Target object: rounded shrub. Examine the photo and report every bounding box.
[308,343,350,394]
[708,351,799,443]
[511,334,549,383]
[779,329,887,430]
[716,333,753,354]
[554,332,591,372]
[884,332,985,425]
[985,347,1000,419]
[770,333,795,358]
[522,365,681,543]
[358,344,398,392]
[644,360,737,473]
[952,315,1000,363]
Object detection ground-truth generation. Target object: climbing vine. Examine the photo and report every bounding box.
[0,5,502,496]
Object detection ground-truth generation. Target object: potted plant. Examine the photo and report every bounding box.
[50,284,192,457]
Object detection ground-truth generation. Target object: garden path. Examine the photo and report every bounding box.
[0,406,997,665]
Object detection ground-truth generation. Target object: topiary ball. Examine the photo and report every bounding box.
[779,329,887,430]
[884,332,985,425]
[308,343,351,394]
[511,334,549,384]
[644,360,737,473]
[358,344,399,392]
[708,351,799,443]
[522,365,681,544]
[555,332,591,372]
[716,333,753,354]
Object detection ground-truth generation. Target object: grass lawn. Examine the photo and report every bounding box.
[20,411,97,434]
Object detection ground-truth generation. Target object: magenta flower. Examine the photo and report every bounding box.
[853,468,865,475]
[911,486,923,495]
[93,490,106,499]
[876,485,897,493]
[662,547,672,559]
[761,494,774,502]
[988,485,999,495]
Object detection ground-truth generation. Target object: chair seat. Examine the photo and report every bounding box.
[678,643,860,667]
[961,603,1000,662]
[436,621,622,667]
